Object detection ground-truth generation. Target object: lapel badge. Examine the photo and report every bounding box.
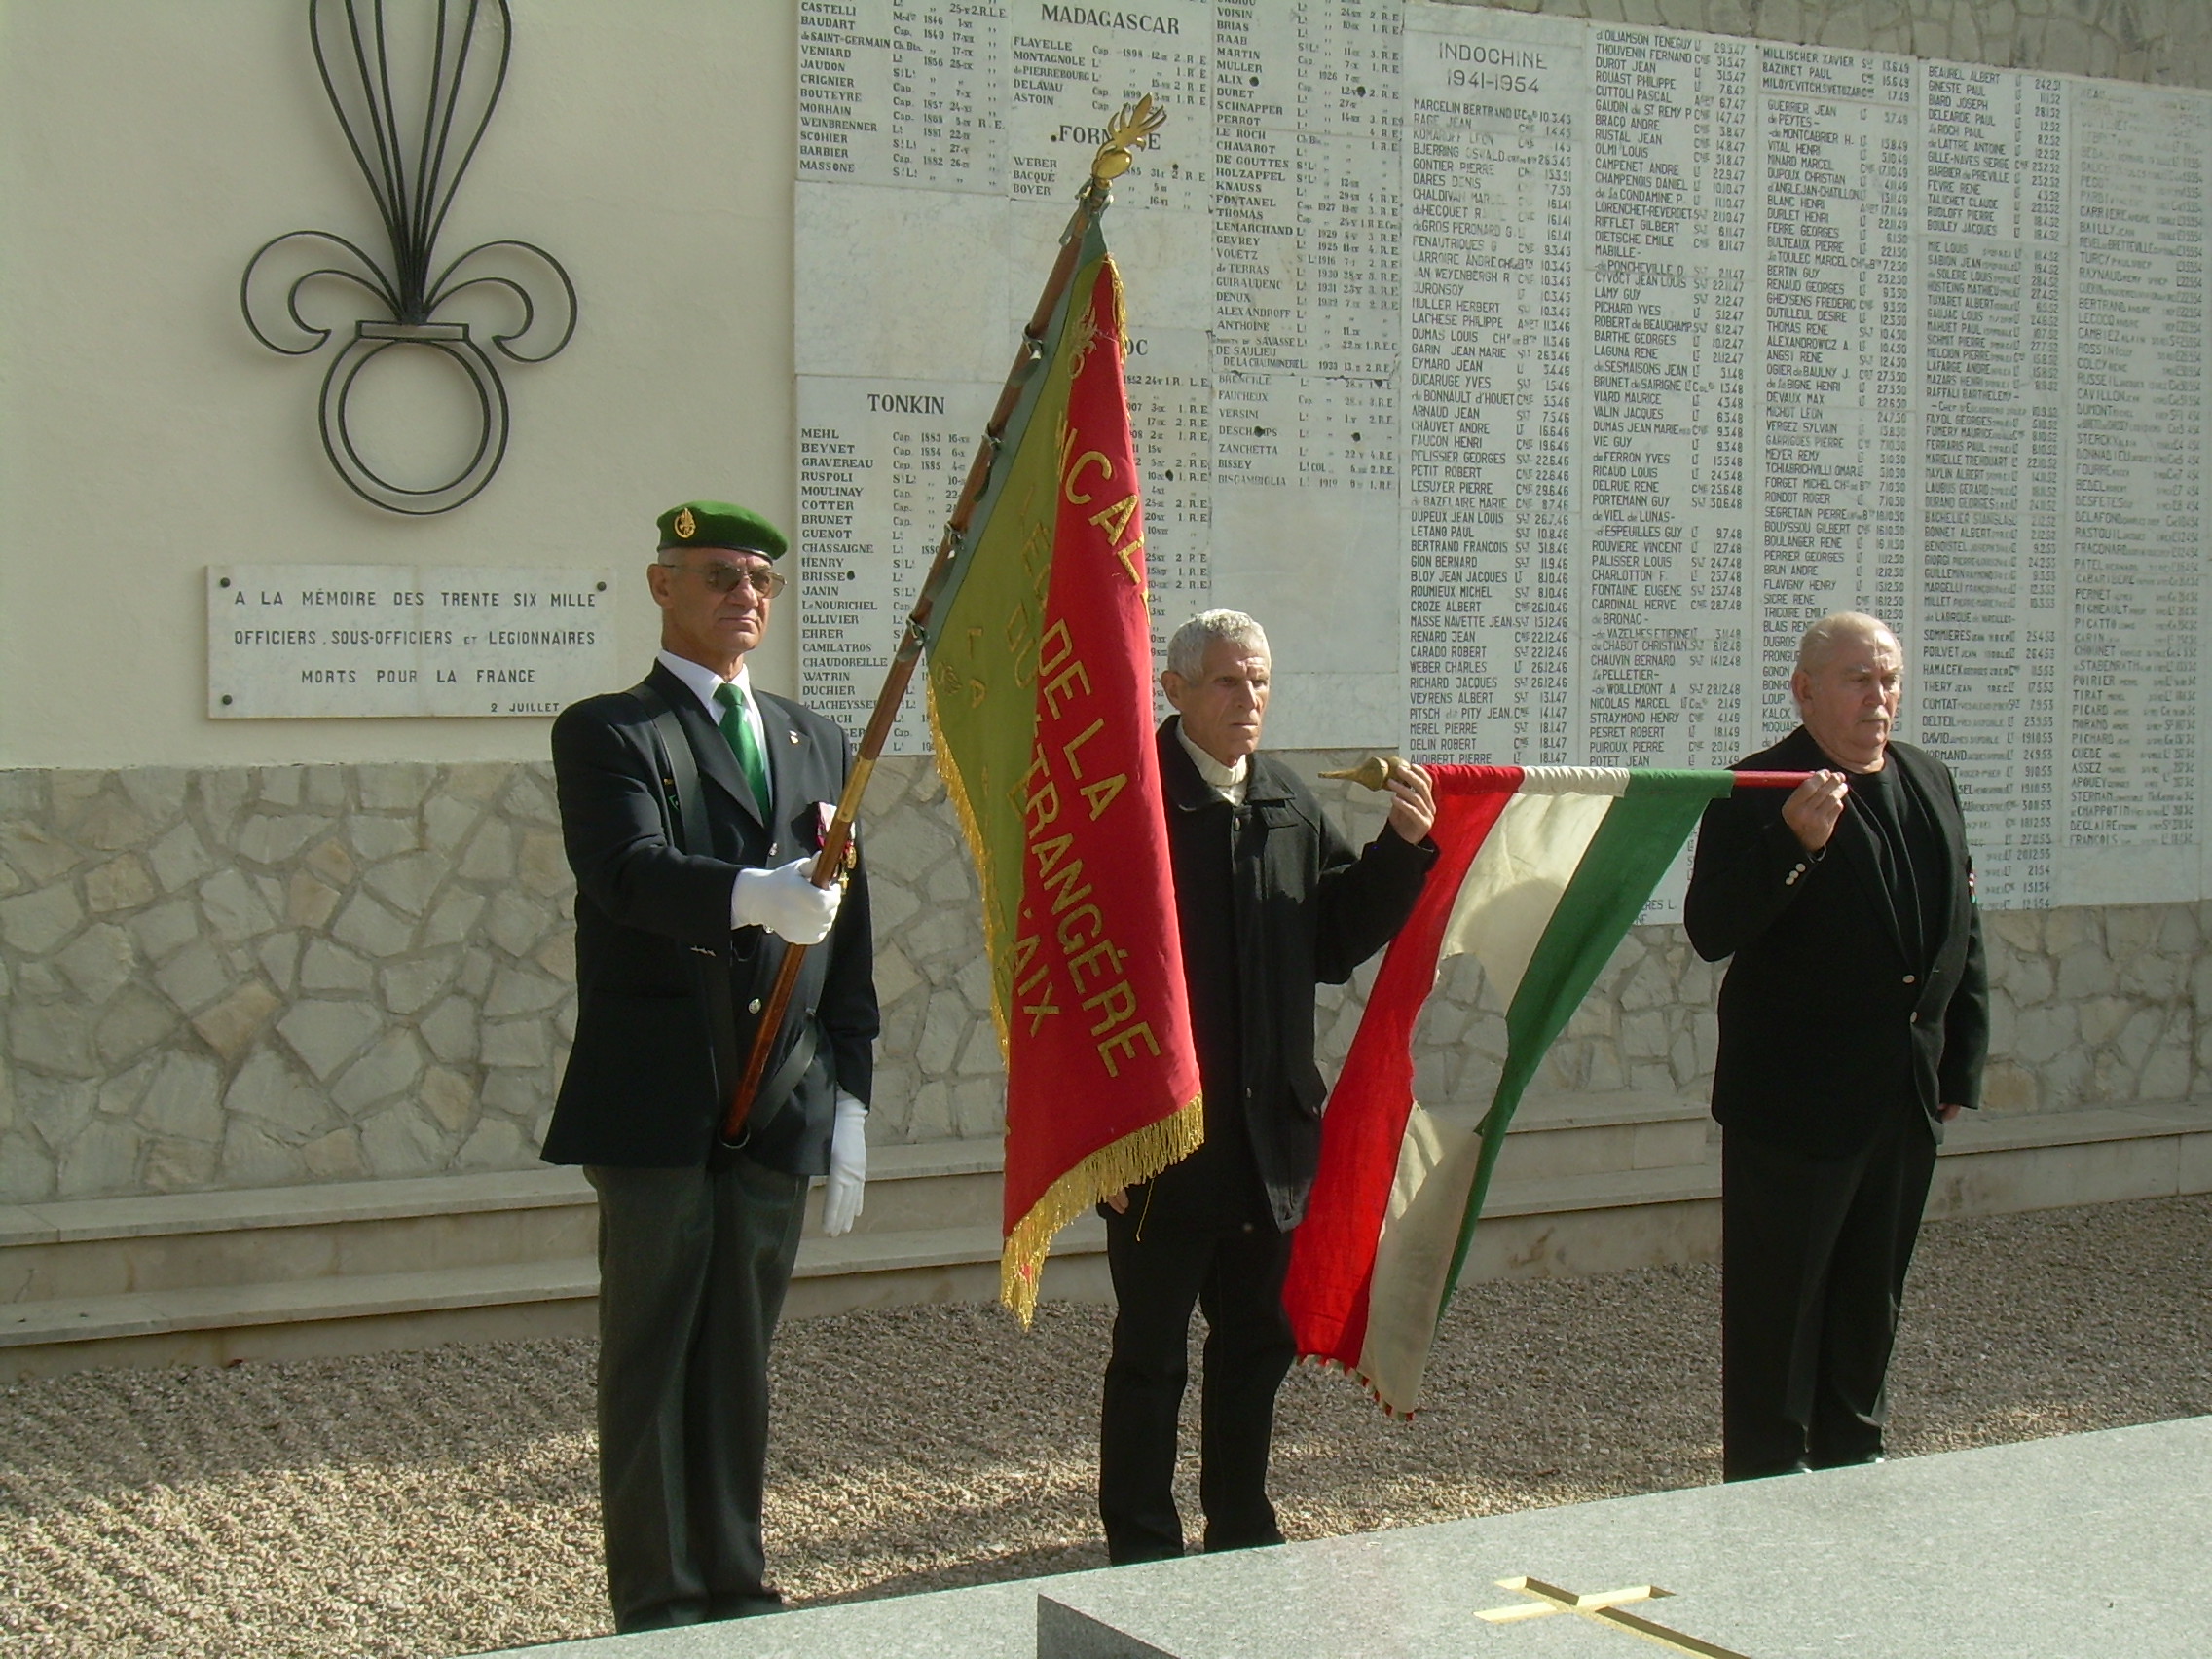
[811,801,859,875]
[674,506,697,539]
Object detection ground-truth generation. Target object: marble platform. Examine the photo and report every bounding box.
[486,1416,2212,1658]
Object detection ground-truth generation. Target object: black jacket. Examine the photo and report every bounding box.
[1141,719,1436,1232]
[541,660,877,1174]
[1684,727,1987,1159]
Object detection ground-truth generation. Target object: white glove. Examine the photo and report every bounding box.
[731,858,843,945]
[822,1092,867,1236]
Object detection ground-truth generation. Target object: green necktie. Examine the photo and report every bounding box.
[714,682,770,811]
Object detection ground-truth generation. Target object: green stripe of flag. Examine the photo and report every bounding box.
[1438,770,1737,1316]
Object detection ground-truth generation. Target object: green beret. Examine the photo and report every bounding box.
[656,499,788,560]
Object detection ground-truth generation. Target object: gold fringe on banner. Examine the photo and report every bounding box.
[1000,1093,1203,1325]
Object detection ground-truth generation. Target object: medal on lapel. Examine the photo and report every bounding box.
[811,801,859,879]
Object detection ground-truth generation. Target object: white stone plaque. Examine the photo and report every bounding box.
[795,381,998,751]
[795,1,2212,910]
[207,566,617,719]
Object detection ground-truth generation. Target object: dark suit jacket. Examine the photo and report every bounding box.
[1684,727,1987,1159]
[1140,720,1436,1232]
[541,660,877,1174]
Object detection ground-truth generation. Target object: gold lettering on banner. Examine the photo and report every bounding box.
[1062,718,1106,777]
[1011,932,1060,1034]
[1063,449,1112,504]
[1096,1021,1160,1076]
[1007,603,1039,684]
[1043,657,1091,719]
[1039,856,1093,916]
[1024,778,1061,836]
[1038,618,1075,676]
[1080,774,1126,819]
[1088,493,1138,543]
[1082,978,1137,1035]
[1113,535,1146,594]
[1067,938,1127,994]
[1010,599,1161,1079]
[1476,1577,1752,1659]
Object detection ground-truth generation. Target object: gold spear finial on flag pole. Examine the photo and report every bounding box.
[1091,95,1167,183]
[1320,756,1411,792]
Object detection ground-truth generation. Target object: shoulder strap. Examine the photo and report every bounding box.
[628,679,710,855]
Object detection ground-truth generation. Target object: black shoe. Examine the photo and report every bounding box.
[1203,1528,1286,1554]
[709,1590,786,1621]
[1722,1457,1811,1482]
[1807,1450,1885,1472]
[1107,1543,1186,1567]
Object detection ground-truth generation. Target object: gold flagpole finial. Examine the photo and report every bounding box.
[1091,95,1167,183]
[1319,756,1408,792]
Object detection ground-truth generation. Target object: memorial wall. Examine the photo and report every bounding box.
[793,0,2212,914]
[4,1,2211,1202]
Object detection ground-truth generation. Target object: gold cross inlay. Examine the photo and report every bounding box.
[1476,1576,1753,1659]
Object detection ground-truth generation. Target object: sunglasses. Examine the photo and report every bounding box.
[670,559,787,599]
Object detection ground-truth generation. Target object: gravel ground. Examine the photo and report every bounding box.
[3,1194,2207,1658]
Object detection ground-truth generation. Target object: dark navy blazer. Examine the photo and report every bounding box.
[542,660,877,1174]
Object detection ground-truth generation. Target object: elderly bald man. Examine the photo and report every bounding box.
[1685,612,1987,1481]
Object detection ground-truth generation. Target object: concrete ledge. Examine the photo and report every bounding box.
[0,1168,595,1249]
[6,1102,2205,1380]
[0,1299,605,1382]
[1502,1092,1711,1130]
[793,1215,1104,1280]
[2,1258,597,1347]
[1931,1100,2212,1218]
[0,1139,1005,1251]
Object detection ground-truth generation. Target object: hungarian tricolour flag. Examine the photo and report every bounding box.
[924,225,1200,1322]
[1284,765,1745,1416]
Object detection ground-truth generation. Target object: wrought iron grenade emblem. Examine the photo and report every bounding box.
[240,0,576,515]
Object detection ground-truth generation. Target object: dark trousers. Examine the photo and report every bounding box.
[1098,1207,1296,1564]
[1720,1108,1939,1482]
[586,1159,807,1633]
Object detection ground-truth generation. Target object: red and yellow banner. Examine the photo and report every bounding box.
[926,245,1201,1321]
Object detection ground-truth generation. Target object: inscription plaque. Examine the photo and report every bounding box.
[207,565,616,719]
[794,1,2212,910]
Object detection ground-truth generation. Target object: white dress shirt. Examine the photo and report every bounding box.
[1176,721,1249,806]
[657,651,772,930]
[656,650,768,785]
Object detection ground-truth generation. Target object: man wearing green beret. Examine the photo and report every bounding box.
[542,500,878,1631]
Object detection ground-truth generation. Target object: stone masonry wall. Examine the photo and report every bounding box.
[0,764,574,1203]
[3,757,2207,1201]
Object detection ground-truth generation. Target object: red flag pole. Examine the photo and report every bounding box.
[720,98,1170,1147]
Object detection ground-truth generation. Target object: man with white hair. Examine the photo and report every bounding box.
[1096,608,1437,1563]
[1685,612,1987,1481]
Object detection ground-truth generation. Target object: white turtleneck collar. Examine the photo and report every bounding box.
[1175,720,1248,806]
